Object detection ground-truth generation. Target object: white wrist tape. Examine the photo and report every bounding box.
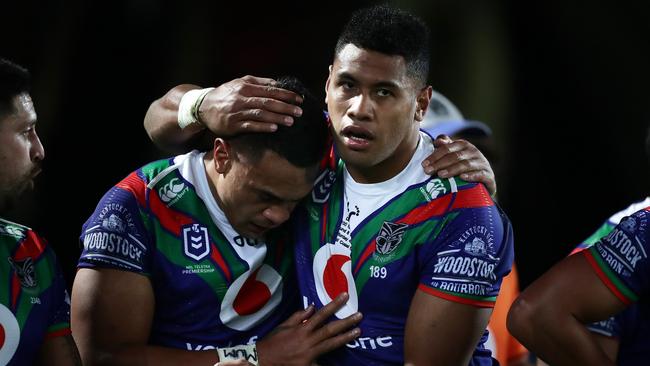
[177,87,214,129]
[216,343,259,365]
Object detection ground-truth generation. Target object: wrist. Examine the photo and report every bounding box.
[178,87,214,129]
[216,343,259,365]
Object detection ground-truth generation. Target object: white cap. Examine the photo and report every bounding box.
[421,89,492,138]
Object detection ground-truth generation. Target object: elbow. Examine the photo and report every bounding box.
[507,295,537,345]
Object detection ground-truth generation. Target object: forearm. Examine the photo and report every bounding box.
[85,344,220,366]
[509,300,615,366]
[144,84,207,152]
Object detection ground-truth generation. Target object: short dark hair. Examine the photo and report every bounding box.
[0,58,31,118]
[229,76,329,172]
[334,5,430,86]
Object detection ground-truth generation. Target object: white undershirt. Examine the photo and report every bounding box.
[334,132,433,248]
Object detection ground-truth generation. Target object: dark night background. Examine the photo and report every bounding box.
[2,0,650,292]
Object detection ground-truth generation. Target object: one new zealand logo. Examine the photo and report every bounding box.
[375,222,409,255]
[183,224,210,261]
[7,257,37,288]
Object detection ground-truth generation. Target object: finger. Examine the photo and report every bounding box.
[432,134,453,147]
[242,83,303,104]
[313,312,363,342]
[233,109,295,127]
[460,171,497,196]
[238,121,279,133]
[303,292,349,330]
[240,75,277,85]
[422,140,469,170]
[425,149,471,176]
[435,159,478,179]
[310,327,361,357]
[281,305,315,327]
[245,96,303,121]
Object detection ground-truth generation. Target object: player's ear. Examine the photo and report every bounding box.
[415,85,432,122]
[213,138,232,174]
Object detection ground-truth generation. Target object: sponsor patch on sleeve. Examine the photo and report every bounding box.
[429,225,499,296]
[421,205,511,307]
[79,189,148,273]
[589,210,650,301]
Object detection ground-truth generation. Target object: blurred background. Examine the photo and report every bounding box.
[2,0,650,291]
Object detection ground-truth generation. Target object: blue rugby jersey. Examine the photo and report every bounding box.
[581,203,650,365]
[78,151,299,352]
[294,137,514,366]
[0,218,70,365]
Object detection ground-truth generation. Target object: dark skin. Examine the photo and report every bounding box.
[507,253,627,366]
[143,76,497,196]
[72,266,360,366]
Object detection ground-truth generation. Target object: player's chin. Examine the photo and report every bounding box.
[243,222,271,239]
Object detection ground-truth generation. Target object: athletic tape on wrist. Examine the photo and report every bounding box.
[216,343,259,365]
[177,87,214,129]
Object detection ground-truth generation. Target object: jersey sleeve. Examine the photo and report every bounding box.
[78,175,152,275]
[582,207,650,305]
[44,249,71,339]
[418,183,514,308]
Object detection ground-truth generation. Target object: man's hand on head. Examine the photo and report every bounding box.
[198,75,304,136]
[422,135,497,197]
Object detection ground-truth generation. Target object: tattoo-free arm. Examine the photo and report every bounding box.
[404,290,493,365]
[143,76,302,153]
[507,253,626,366]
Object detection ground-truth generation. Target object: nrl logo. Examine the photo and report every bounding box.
[183,224,210,261]
[312,169,337,203]
[7,257,37,288]
[375,221,409,255]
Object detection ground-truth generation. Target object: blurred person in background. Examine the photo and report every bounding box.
[422,90,532,366]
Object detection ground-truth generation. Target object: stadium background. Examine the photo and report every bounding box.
[2,0,650,291]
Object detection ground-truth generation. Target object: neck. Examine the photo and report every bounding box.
[347,130,420,184]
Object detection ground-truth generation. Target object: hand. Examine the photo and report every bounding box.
[256,293,362,366]
[422,135,497,197]
[198,75,304,136]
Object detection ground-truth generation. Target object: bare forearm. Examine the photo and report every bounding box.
[144,84,207,152]
[509,301,615,366]
[38,335,82,366]
[85,345,219,366]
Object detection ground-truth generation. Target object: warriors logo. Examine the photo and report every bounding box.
[313,243,358,319]
[220,265,283,331]
[7,257,37,288]
[375,222,409,256]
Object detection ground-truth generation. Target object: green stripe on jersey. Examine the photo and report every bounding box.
[588,246,639,302]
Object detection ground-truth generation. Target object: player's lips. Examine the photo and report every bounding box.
[341,125,374,151]
[31,168,42,179]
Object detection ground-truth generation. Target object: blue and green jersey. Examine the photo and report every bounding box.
[78,151,299,351]
[0,218,70,365]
